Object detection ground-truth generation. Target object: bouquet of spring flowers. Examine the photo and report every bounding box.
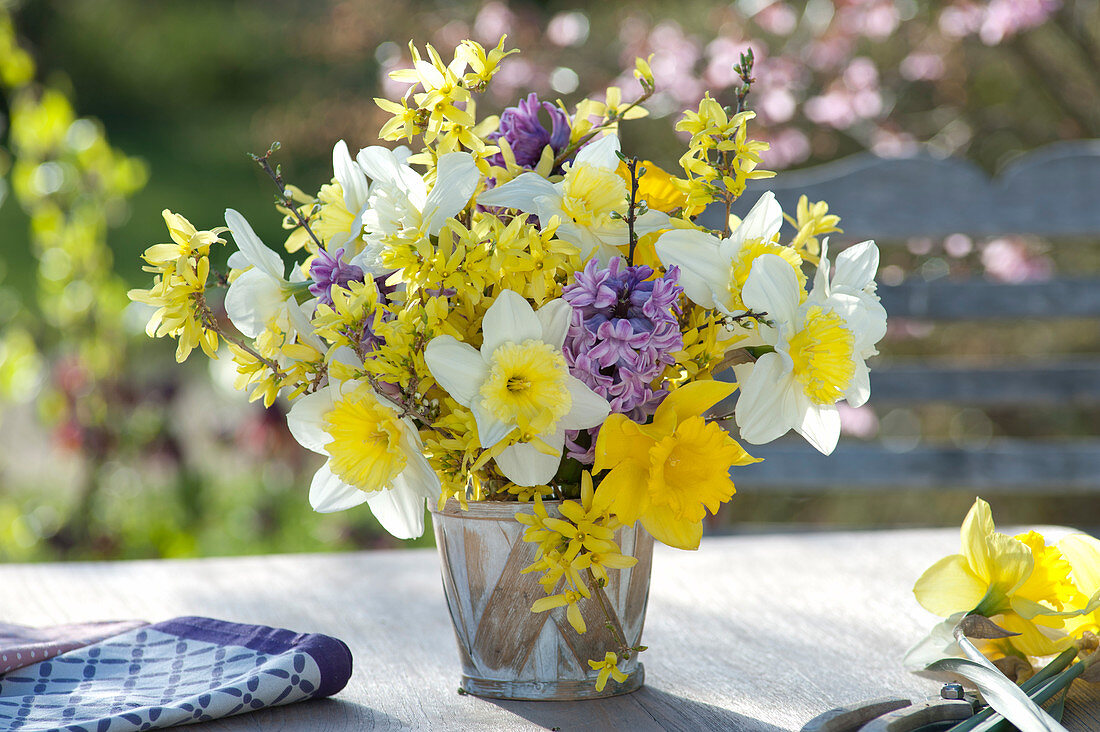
[130,36,887,684]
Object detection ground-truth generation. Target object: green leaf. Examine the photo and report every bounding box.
[926,632,1069,732]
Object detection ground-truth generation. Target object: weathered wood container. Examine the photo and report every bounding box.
[430,499,653,700]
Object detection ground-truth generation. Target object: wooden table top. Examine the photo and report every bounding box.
[2,527,1098,731]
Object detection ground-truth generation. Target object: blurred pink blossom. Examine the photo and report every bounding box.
[939,3,985,38]
[870,127,919,157]
[837,0,901,40]
[900,52,947,81]
[490,56,543,103]
[805,35,856,71]
[943,233,974,258]
[806,57,884,128]
[979,0,1061,44]
[474,1,514,44]
[646,22,706,105]
[759,127,811,168]
[980,237,1054,282]
[754,2,799,36]
[838,403,880,439]
[547,11,590,47]
[704,36,749,89]
[757,87,797,124]
[434,20,471,50]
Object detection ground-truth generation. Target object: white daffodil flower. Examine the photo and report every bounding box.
[807,238,888,408]
[224,208,308,338]
[424,289,610,486]
[286,373,440,539]
[324,139,371,252]
[476,134,669,264]
[734,248,883,455]
[655,191,804,316]
[355,147,481,272]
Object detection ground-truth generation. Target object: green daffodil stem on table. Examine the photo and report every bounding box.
[945,647,1080,732]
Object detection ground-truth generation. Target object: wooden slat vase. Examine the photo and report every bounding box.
[430,499,653,700]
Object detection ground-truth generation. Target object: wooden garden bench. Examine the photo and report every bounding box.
[717,141,1100,493]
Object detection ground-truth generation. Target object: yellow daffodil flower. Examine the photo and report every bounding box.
[593,380,758,549]
[913,498,1080,657]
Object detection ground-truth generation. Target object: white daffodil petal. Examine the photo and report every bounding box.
[480,289,543,356]
[741,253,802,327]
[310,462,372,513]
[423,152,481,235]
[812,237,832,297]
[356,146,404,188]
[796,399,841,455]
[286,387,337,454]
[225,209,284,280]
[495,432,565,486]
[834,240,879,291]
[366,475,432,540]
[227,251,250,271]
[727,191,783,249]
[224,267,286,338]
[333,140,369,215]
[424,335,488,407]
[286,297,326,352]
[398,422,443,499]
[655,228,728,309]
[535,298,571,351]
[846,360,871,408]
[735,352,798,445]
[470,401,515,448]
[573,133,620,170]
[560,378,611,430]
[477,172,558,213]
[635,209,672,236]
[829,293,888,350]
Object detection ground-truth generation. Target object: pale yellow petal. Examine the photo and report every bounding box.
[985,532,1034,599]
[961,497,996,583]
[1057,533,1100,596]
[913,554,987,617]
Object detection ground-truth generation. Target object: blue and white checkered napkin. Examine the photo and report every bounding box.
[0,617,353,732]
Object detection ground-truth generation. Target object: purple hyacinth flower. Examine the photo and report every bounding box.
[309,247,365,306]
[561,258,686,464]
[487,93,571,171]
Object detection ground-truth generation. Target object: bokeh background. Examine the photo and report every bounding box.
[2,0,1099,561]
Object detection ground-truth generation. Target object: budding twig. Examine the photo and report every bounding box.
[249,142,324,250]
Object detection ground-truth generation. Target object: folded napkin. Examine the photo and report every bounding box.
[0,616,353,732]
[0,621,149,676]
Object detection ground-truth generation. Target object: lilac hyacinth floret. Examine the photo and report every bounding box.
[561,258,684,463]
[487,93,570,171]
[309,247,365,306]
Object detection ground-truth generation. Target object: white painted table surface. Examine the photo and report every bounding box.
[3,528,1098,731]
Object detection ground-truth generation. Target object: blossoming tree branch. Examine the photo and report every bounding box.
[129,37,887,689]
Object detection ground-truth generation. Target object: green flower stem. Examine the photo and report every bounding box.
[945,648,1079,732]
[1020,648,1080,693]
[584,568,628,656]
